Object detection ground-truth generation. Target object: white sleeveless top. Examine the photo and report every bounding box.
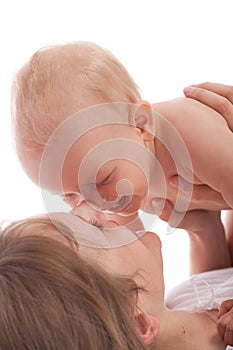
[165,267,233,311]
[165,268,233,350]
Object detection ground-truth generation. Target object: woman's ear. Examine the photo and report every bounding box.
[135,312,160,345]
[128,100,155,142]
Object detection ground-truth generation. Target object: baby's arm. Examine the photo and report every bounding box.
[218,299,233,347]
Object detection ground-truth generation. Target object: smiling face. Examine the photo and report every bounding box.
[36,120,153,216]
[62,124,150,215]
[19,96,156,217]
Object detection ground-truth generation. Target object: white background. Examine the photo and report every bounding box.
[0,0,232,292]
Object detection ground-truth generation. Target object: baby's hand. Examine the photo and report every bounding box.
[72,201,107,227]
[217,299,233,346]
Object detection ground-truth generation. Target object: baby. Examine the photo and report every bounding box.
[12,42,233,231]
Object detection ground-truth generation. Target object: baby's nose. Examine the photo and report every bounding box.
[96,190,118,203]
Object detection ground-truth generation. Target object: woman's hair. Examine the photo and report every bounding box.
[0,217,149,350]
[12,42,141,154]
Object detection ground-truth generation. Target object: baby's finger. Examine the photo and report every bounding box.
[183,84,233,131]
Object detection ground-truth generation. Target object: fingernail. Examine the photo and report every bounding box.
[151,198,166,210]
[183,86,194,95]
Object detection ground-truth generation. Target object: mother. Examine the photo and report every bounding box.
[0,205,232,350]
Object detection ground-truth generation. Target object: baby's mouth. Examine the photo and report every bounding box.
[108,195,132,213]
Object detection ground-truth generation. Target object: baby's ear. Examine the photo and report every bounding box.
[129,100,155,142]
[135,312,160,345]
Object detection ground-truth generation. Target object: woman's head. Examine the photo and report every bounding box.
[0,216,159,349]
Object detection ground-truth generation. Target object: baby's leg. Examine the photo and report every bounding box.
[223,210,233,264]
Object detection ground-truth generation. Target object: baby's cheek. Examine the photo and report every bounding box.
[97,185,118,201]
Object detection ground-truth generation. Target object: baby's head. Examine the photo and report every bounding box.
[12,42,155,215]
[13,41,141,155]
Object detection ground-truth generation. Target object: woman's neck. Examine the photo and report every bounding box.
[153,308,225,350]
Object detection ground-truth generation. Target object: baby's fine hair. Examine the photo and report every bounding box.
[12,42,141,155]
[0,216,150,350]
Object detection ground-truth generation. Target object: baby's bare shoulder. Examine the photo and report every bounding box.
[153,97,230,147]
[154,97,226,125]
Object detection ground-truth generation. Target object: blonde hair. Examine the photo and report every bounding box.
[12,42,141,155]
[0,216,151,349]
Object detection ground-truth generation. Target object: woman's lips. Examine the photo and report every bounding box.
[108,195,132,213]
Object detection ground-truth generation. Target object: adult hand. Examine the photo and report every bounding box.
[218,299,233,347]
[151,197,222,233]
[183,82,233,130]
[151,197,231,274]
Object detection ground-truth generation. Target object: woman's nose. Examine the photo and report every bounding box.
[104,220,120,228]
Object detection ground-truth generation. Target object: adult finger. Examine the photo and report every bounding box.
[183,84,233,131]
[218,311,233,346]
[193,82,233,103]
[151,198,173,222]
[170,175,228,209]
[151,197,213,232]
[218,300,233,318]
